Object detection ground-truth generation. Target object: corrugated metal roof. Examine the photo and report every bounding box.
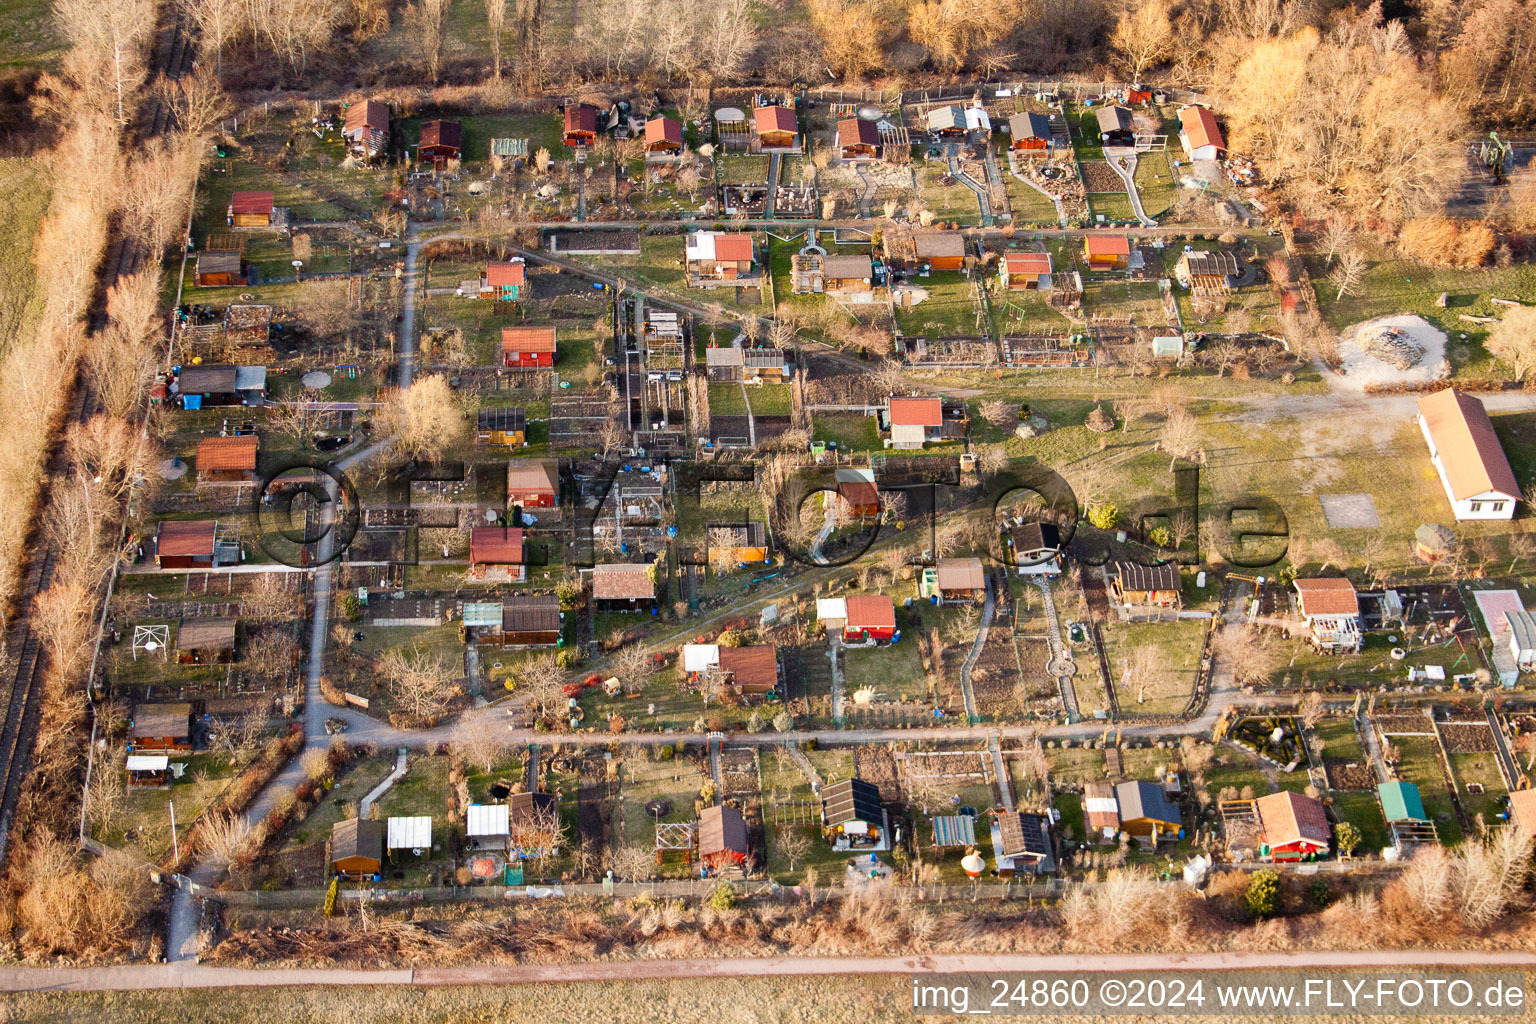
[1378,781,1426,823]
[930,814,976,847]
[462,602,503,627]
[387,815,433,850]
[466,803,509,836]
[1506,610,1536,653]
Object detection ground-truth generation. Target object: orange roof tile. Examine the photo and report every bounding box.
[1179,106,1225,152]
[1256,790,1330,848]
[645,116,683,146]
[754,106,797,137]
[844,594,896,630]
[501,326,557,354]
[1003,252,1052,275]
[888,396,943,427]
[470,527,524,564]
[1294,577,1359,617]
[485,261,525,287]
[1084,235,1131,257]
[1418,388,1520,501]
[196,435,259,473]
[712,233,754,263]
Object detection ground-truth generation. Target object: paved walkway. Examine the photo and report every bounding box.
[1006,150,1067,227]
[988,733,1014,811]
[1105,149,1155,227]
[956,579,994,720]
[166,224,426,963]
[1035,578,1080,719]
[359,749,409,817]
[4,949,1535,993]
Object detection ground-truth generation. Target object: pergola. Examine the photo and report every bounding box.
[132,624,170,661]
[655,822,695,866]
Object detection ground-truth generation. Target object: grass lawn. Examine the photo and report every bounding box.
[842,634,929,704]
[1098,618,1207,716]
[717,154,770,184]
[194,132,385,241]
[915,163,982,225]
[1088,192,1139,225]
[1044,745,1108,786]
[1447,750,1508,829]
[616,755,710,872]
[1392,737,1465,846]
[1310,249,1536,377]
[0,0,62,70]
[276,757,398,857]
[95,753,241,860]
[1054,791,1085,844]
[0,975,992,1024]
[746,382,793,416]
[812,412,881,452]
[989,285,1072,337]
[895,271,980,337]
[708,382,748,416]
[1133,151,1177,220]
[376,754,456,820]
[1003,176,1059,226]
[1330,790,1390,855]
[452,113,565,164]
[1313,717,1367,762]
[1069,109,1105,160]
[0,157,49,348]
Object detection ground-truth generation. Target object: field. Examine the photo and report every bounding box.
[1097,620,1207,715]
[812,412,881,452]
[0,0,63,70]
[895,271,980,337]
[1309,247,1536,377]
[0,157,50,350]
[1003,177,1059,227]
[1133,151,1177,220]
[915,162,982,225]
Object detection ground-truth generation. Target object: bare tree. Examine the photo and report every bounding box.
[1300,690,1326,729]
[1318,219,1354,265]
[1488,305,1536,381]
[1330,248,1367,299]
[483,0,508,80]
[173,0,238,79]
[1109,0,1174,83]
[774,826,810,871]
[1157,408,1201,471]
[407,0,450,83]
[452,710,508,773]
[509,798,569,875]
[376,374,468,463]
[156,66,230,137]
[613,644,655,696]
[380,646,459,721]
[1213,623,1284,688]
[519,652,568,719]
[611,843,655,882]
